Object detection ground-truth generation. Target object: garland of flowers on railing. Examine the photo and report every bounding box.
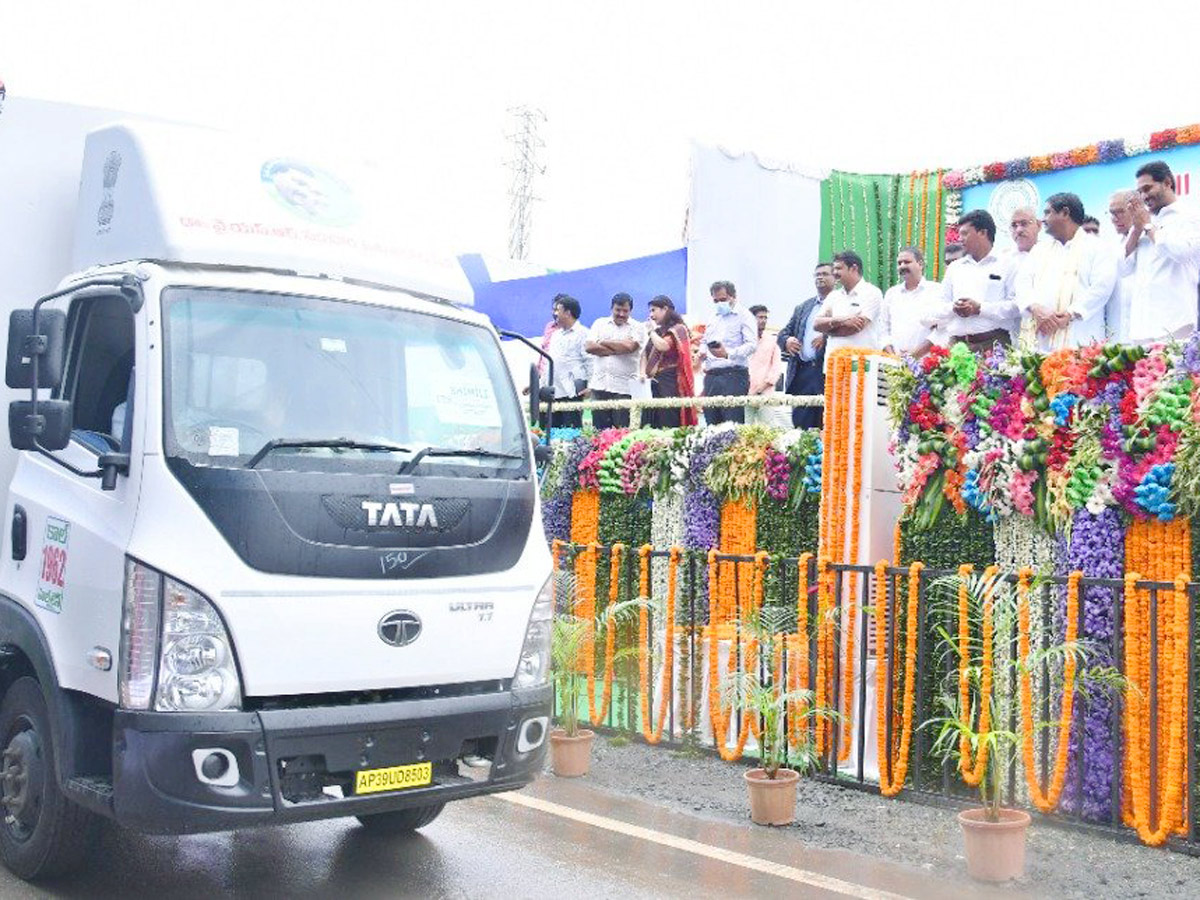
[707,548,757,761]
[1018,568,1081,812]
[957,564,998,787]
[637,544,674,744]
[586,542,623,725]
[1122,518,1191,843]
[876,560,923,796]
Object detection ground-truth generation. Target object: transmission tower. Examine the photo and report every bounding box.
[505,106,546,260]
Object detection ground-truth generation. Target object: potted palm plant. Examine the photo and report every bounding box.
[721,604,834,826]
[549,568,653,777]
[925,568,1124,882]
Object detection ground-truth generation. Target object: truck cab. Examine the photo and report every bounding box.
[0,101,552,880]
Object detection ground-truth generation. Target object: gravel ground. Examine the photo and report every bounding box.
[563,734,1200,899]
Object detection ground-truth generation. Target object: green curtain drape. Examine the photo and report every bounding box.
[818,170,946,290]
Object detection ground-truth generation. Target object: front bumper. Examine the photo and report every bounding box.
[111,685,552,834]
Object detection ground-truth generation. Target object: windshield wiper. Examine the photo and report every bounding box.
[245,437,414,469]
[397,445,523,475]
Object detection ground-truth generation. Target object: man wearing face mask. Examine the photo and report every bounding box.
[699,280,758,424]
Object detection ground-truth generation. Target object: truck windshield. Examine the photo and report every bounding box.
[161,287,528,476]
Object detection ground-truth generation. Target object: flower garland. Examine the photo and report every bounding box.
[1018,568,1080,813]
[943,121,1200,188]
[717,498,758,625]
[876,561,923,796]
[637,544,675,744]
[1121,570,1190,845]
[1122,517,1191,841]
[586,543,623,725]
[707,548,756,761]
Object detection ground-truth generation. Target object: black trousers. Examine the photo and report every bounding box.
[550,396,583,429]
[703,367,750,425]
[590,390,631,430]
[787,360,825,431]
[649,370,682,428]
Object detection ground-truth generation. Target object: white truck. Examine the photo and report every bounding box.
[0,98,553,880]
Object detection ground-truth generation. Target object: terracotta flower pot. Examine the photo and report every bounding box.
[743,767,799,825]
[549,728,595,777]
[957,807,1031,882]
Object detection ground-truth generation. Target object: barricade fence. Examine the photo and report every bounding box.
[549,541,1200,852]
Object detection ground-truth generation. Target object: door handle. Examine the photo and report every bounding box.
[11,506,27,561]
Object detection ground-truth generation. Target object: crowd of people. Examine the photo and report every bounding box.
[540,159,1200,430]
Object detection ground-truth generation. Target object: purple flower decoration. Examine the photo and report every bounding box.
[1005,158,1031,178]
[1058,508,1123,821]
[1097,139,1125,162]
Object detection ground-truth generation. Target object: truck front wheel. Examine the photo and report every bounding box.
[355,802,445,834]
[0,678,96,880]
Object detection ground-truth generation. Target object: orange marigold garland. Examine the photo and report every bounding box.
[1122,519,1190,842]
[637,544,675,744]
[587,542,623,726]
[877,561,923,795]
[717,498,758,625]
[1018,568,1080,812]
[707,549,755,760]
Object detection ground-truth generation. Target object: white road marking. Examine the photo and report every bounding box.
[494,791,915,900]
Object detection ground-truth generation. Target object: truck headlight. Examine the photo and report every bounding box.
[513,574,553,688]
[119,559,243,712]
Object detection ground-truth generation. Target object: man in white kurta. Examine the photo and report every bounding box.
[879,246,943,356]
[1016,192,1116,351]
[1121,161,1200,344]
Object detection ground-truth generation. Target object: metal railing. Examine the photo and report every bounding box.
[540,393,824,428]
[551,543,1200,853]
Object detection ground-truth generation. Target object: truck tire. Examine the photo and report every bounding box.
[355,802,445,834]
[0,677,97,880]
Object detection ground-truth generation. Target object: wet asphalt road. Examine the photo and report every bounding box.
[1,778,1017,900]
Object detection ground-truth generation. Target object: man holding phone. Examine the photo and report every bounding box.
[699,280,758,424]
[930,209,1017,352]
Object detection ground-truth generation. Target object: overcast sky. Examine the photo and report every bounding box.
[5,0,1200,270]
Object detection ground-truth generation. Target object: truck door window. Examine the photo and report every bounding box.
[60,296,135,453]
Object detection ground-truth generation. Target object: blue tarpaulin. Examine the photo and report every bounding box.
[459,247,687,336]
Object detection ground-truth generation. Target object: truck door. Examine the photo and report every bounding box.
[2,292,141,703]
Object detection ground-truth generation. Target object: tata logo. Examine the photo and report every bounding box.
[378,610,422,647]
[361,501,439,528]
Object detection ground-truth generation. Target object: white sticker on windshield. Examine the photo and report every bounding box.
[320,338,347,353]
[208,426,240,456]
[432,381,501,426]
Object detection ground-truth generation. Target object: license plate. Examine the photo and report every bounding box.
[354,762,433,795]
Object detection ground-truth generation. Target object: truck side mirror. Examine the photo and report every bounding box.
[6,309,67,391]
[528,366,555,432]
[8,400,72,451]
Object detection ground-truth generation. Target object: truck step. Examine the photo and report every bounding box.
[65,775,115,815]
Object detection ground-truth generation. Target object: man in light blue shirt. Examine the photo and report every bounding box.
[698,280,757,424]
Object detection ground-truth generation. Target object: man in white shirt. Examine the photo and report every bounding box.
[545,295,590,429]
[1122,161,1200,344]
[698,280,759,425]
[1106,190,1137,341]
[1016,192,1116,351]
[1008,207,1045,350]
[931,210,1017,352]
[879,246,942,357]
[814,250,883,368]
[586,292,645,430]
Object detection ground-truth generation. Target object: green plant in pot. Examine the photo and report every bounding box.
[720,604,836,826]
[924,567,1125,882]
[549,567,654,777]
